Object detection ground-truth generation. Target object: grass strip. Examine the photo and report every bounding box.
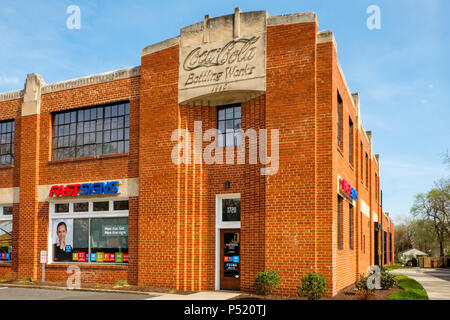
[388,275,428,300]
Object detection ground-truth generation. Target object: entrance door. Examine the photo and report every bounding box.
[220,229,240,290]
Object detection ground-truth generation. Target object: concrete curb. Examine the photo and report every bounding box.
[0,283,161,296]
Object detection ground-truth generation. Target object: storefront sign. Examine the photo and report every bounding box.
[339,178,358,202]
[48,181,120,197]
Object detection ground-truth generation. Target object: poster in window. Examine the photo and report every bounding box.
[222,199,241,222]
[52,219,74,262]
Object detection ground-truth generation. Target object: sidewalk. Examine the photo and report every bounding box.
[390,268,450,300]
[146,291,241,300]
[0,282,240,300]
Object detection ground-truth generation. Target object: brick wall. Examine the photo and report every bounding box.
[0,12,394,296]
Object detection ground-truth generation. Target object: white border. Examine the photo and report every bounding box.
[215,193,241,290]
[48,197,129,265]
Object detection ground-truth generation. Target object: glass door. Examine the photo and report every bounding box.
[220,229,240,290]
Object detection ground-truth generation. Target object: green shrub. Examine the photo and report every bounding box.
[297,272,327,300]
[354,274,376,300]
[355,274,370,291]
[380,270,398,289]
[21,276,32,282]
[254,270,280,296]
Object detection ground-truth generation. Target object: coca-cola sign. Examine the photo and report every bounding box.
[183,36,260,71]
[178,32,266,105]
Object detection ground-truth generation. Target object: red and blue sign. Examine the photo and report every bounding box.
[340,178,357,201]
[49,181,120,198]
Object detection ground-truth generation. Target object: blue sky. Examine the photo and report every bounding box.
[0,0,449,223]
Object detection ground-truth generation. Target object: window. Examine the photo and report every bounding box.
[337,93,343,150]
[0,120,14,165]
[53,102,130,160]
[365,153,369,187]
[222,199,241,222]
[360,212,363,252]
[360,142,363,183]
[384,231,387,264]
[375,173,378,202]
[349,204,353,250]
[349,118,354,165]
[0,205,13,262]
[337,196,343,250]
[363,235,366,254]
[50,199,129,264]
[217,104,241,147]
[390,232,393,263]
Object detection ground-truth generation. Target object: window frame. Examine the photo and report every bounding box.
[349,117,354,166]
[48,198,129,265]
[337,196,343,250]
[217,104,242,148]
[349,204,353,250]
[337,92,343,150]
[0,204,13,263]
[0,119,15,166]
[52,101,130,161]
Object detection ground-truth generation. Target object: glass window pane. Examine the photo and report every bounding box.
[218,121,225,134]
[225,108,234,120]
[96,132,103,144]
[110,142,118,154]
[96,120,103,131]
[218,133,224,147]
[73,202,88,212]
[226,120,234,132]
[0,221,12,259]
[84,109,90,121]
[124,141,129,153]
[97,108,103,119]
[105,106,111,118]
[71,111,77,123]
[113,201,129,211]
[222,199,240,221]
[72,219,89,261]
[225,133,234,146]
[91,109,96,120]
[218,109,225,121]
[234,106,241,118]
[64,113,70,124]
[111,106,118,117]
[78,110,84,122]
[234,119,241,130]
[118,104,124,116]
[118,141,124,153]
[234,131,241,146]
[3,206,13,215]
[55,203,69,213]
[93,201,109,212]
[90,218,128,263]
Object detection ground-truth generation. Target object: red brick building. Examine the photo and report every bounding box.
[0,9,394,296]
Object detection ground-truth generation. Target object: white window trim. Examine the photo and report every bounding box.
[215,193,241,290]
[0,204,13,263]
[48,197,129,265]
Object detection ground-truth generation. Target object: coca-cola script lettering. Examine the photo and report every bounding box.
[183,36,260,71]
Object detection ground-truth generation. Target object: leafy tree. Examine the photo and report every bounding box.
[411,179,449,256]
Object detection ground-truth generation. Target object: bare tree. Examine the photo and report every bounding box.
[411,179,450,256]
